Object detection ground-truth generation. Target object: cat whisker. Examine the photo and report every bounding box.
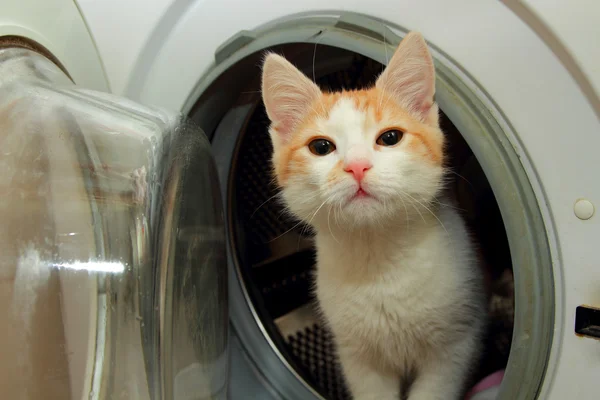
[398,195,410,235]
[376,25,390,112]
[266,218,306,244]
[295,198,332,245]
[305,197,330,227]
[251,193,280,219]
[446,169,473,187]
[298,221,310,240]
[430,197,466,212]
[334,201,343,227]
[383,25,390,66]
[267,198,329,244]
[312,30,329,116]
[297,223,313,250]
[327,205,340,244]
[404,192,450,238]
[401,192,426,223]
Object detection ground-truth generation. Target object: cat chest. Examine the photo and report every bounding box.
[329,286,429,331]
[326,288,442,366]
[318,273,456,354]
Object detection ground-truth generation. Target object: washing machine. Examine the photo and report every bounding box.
[1,0,599,399]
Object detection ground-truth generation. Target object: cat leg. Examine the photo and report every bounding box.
[406,335,480,400]
[338,350,400,400]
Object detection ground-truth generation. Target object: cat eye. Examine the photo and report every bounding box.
[308,138,336,156]
[376,129,403,146]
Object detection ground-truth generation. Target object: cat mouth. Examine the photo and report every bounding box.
[350,187,375,201]
[342,184,378,205]
[356,188,368,197]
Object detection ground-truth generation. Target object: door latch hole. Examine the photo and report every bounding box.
[575,306,600,339]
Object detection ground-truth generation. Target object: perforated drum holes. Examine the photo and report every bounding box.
[575,306,600,339]
[287,324,350,400]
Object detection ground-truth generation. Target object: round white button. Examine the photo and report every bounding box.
[574,199,595,220]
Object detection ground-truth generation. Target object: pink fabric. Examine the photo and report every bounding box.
[464,370,505,400]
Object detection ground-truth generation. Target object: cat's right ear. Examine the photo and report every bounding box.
[261,53,321,143]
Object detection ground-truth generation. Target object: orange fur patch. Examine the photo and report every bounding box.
[327,160,344,184]
[405,131,443,164]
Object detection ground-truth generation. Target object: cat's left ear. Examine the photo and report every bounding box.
[376,32,438,126]
[261,53,321,143]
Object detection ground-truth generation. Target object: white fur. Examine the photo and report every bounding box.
[315,206,485,400]
[262,32,486,400]
[280,98,485,400]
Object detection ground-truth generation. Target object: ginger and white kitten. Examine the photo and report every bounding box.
[261,32,486,400]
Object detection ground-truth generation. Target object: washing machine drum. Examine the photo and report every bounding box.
[190,42,521,400]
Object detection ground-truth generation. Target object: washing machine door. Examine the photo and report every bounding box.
[0,47,228,400]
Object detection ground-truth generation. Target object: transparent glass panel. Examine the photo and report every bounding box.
[0,48,228,400]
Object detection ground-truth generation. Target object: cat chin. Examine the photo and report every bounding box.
[309,201,395,231]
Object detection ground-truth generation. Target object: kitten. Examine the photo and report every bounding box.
[261,32,486,400]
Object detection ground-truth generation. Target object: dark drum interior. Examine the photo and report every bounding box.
[199,44,515,400]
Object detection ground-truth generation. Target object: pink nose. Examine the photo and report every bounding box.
[344,160,372,182]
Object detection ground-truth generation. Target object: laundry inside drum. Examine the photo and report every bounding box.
[211,45,515,399]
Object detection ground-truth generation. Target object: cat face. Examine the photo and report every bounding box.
[261,32,445,229]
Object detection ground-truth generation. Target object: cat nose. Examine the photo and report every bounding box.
[344,160,372,182]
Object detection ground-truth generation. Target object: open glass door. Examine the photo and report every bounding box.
[0,47,228,400]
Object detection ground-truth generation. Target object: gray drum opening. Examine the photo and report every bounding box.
[186,12,554,400]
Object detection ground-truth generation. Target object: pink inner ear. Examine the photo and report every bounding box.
[273,118,295,138]
[404,72,434,114]
[261,53,321,142]
[376,32,436,122]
